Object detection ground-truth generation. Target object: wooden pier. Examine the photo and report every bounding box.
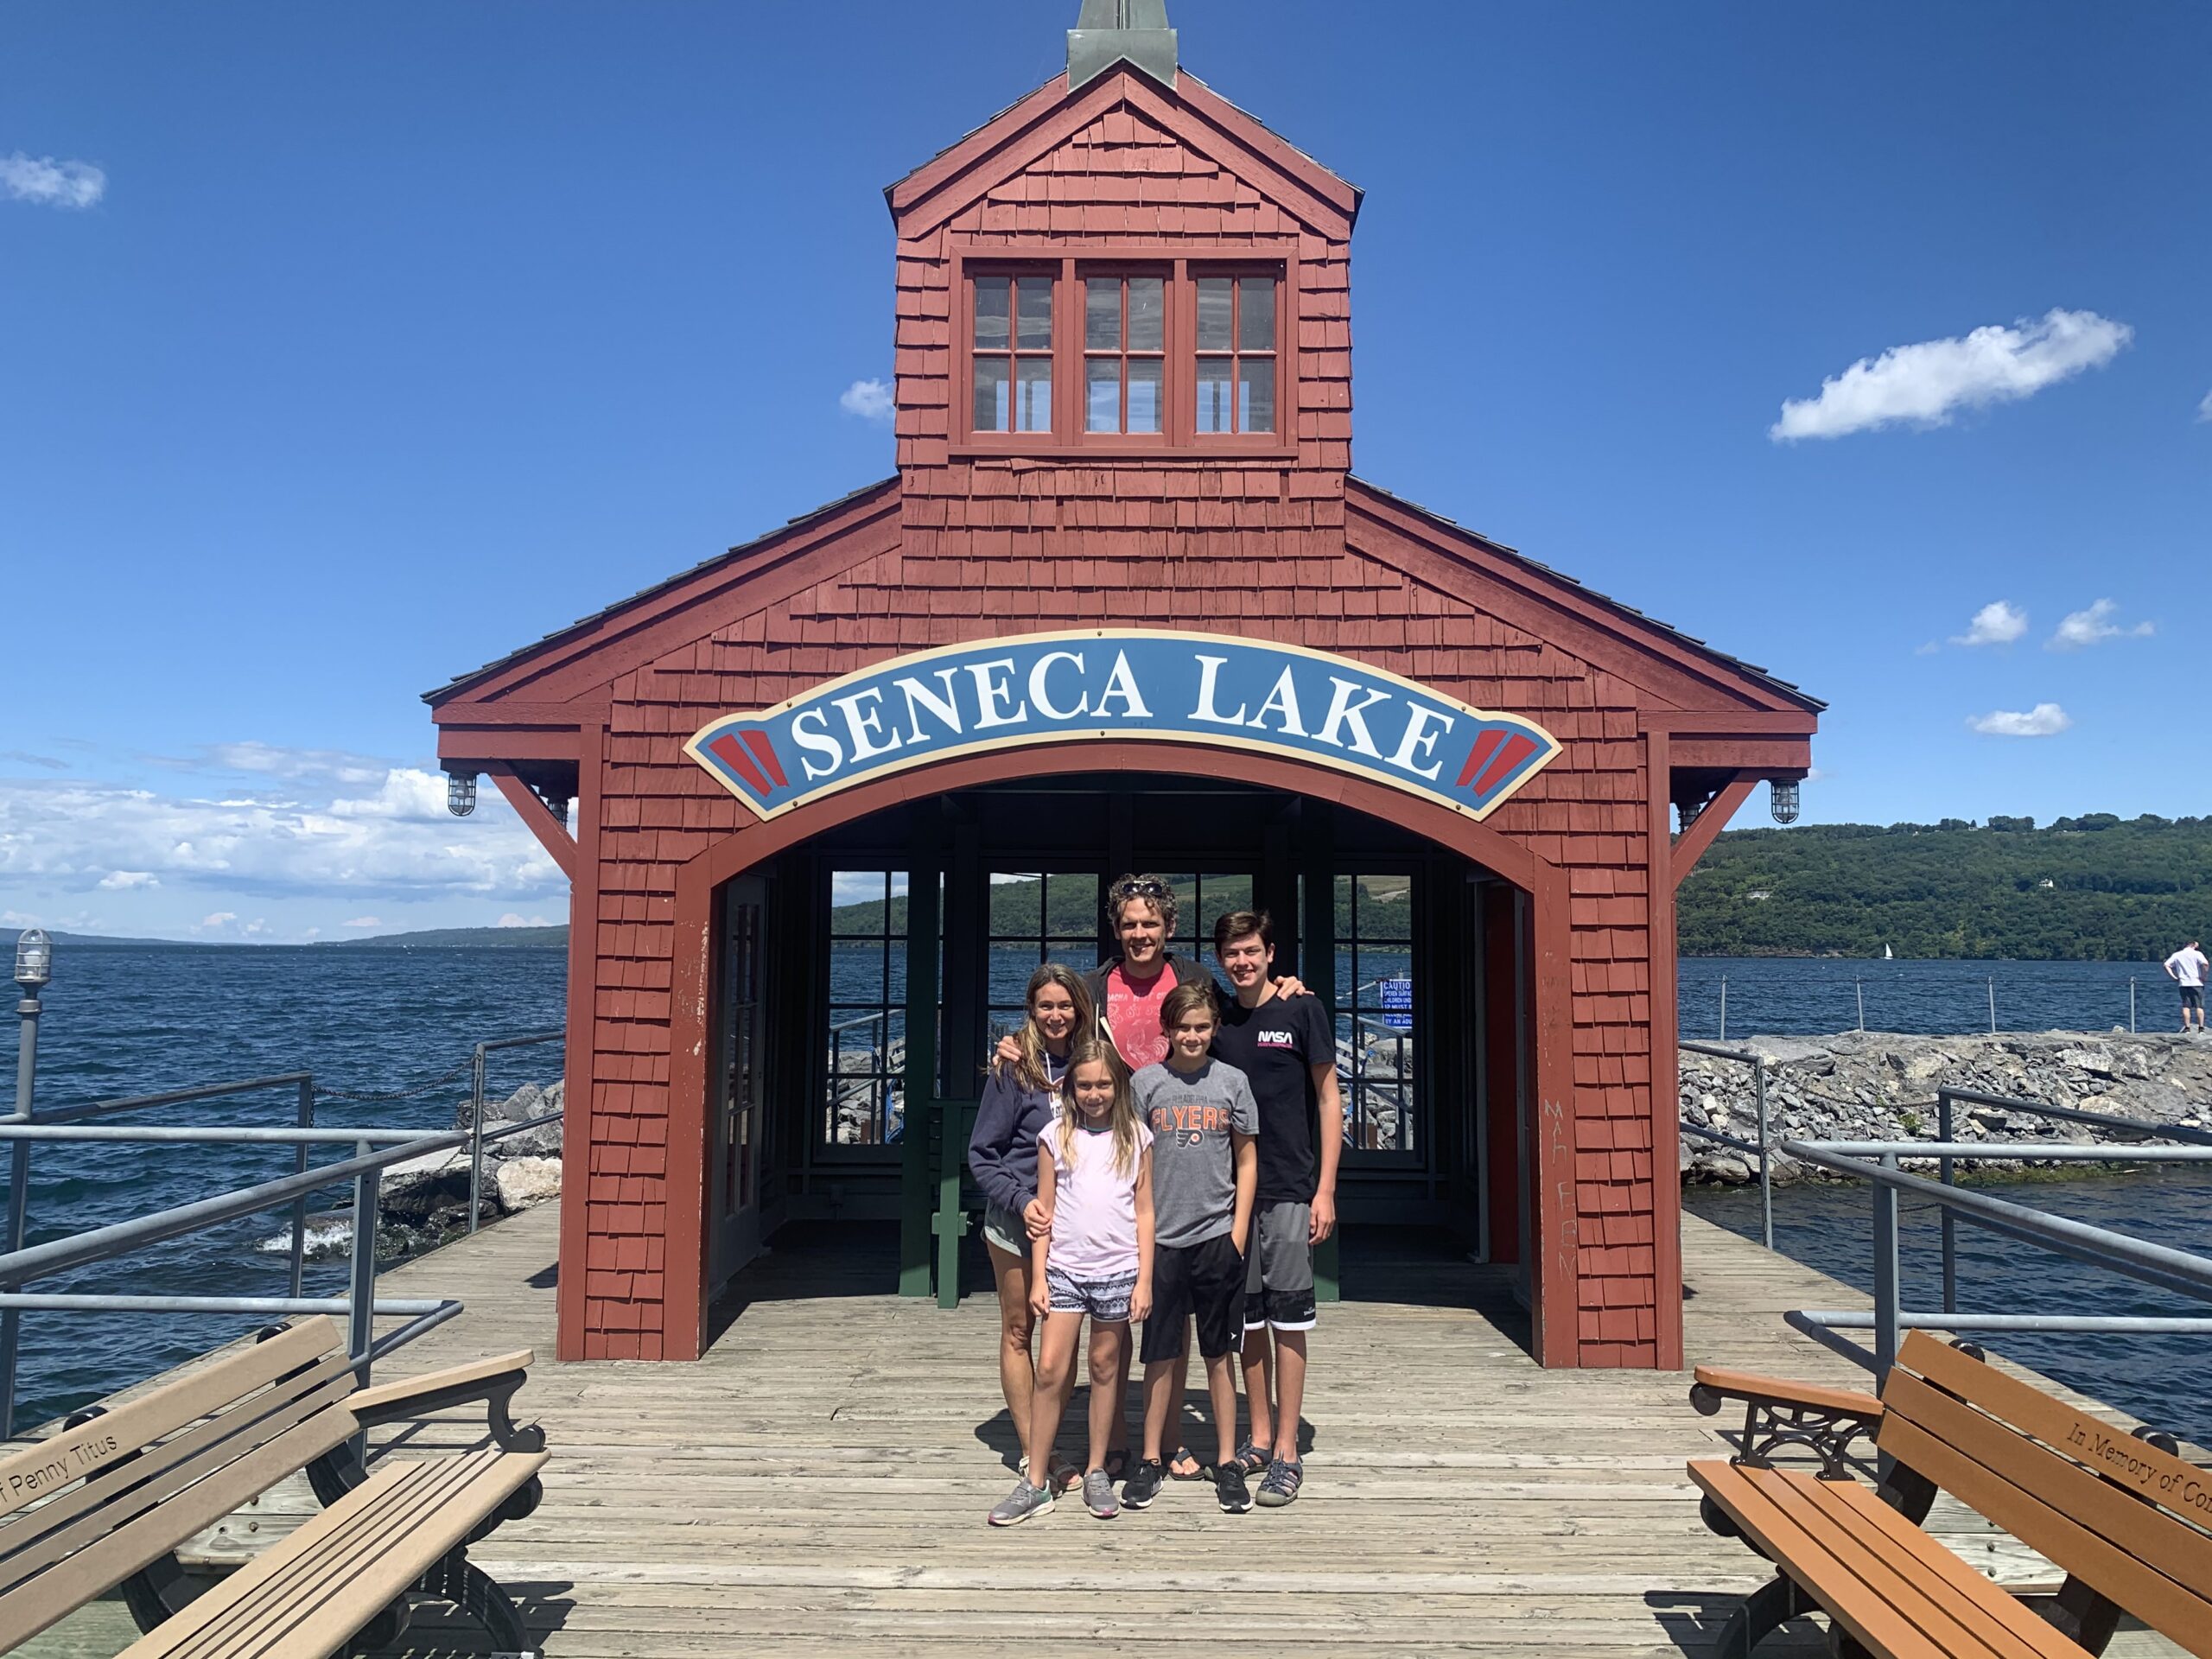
[22,1207,2193,1657]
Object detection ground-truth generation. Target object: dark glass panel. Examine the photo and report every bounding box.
[1126,358,1163,433]
[1085,278,1122,351]
[973,277,1009,349]
[1238,276,1276,351]
[1128,276,1165,352]
[1086,359,1122,432]
[973,356,1010,432]
[1014,358,1052,431]
[1197,277,1234,351]
[1196,356,1232,433]
[1238,358,1275,434]
[1016,276,1054,350]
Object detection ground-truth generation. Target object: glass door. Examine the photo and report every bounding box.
[711,875,766,1285]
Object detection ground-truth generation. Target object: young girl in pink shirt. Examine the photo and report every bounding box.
[987,1039,1154,1525]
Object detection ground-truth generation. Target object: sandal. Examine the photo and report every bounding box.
[1167,1446,1205,1480]
[1230,1440,1270,1477]
[1049,1454,1084,1492]
[1103,1447,1130,1483]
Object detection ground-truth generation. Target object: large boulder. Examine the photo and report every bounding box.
[494,1157,563,1214]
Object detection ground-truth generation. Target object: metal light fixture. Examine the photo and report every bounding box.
[446,771,478,817]
[1770,779,1802,825]
[11,928,51,990]
[1676,797,1702,833]
[538,792,572,824]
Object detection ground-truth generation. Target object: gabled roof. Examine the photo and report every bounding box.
[886,66,1362,237]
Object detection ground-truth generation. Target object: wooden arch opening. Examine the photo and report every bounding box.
[643,740,1579,1366]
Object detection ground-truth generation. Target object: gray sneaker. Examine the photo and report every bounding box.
[1082,1467,1120,1518]
[987,1480,1054,1527]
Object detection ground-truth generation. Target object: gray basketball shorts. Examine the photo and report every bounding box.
[1243,1201,1318,1332]
[981,1202,1027,1256]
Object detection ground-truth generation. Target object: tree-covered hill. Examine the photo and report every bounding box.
[1677,815,2212,960]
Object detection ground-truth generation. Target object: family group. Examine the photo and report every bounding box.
[967,874,1344,1525]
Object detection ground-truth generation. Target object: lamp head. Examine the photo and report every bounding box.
[12,928,52,990]
[446,771,478,817]
[1770,779,1802,826]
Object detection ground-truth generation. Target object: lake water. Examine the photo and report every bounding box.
[0,948,2201,1427]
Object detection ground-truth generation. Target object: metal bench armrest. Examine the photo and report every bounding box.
[1689,1365,1883,1479]
[351,1350,543,1452]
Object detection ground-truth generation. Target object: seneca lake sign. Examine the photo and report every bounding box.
[683,631,1562,823]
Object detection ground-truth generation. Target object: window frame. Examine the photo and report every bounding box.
[1189,266,1281,440]
[1079,267,1173,443]
[950,242,1298,460]
[964,265,1059,437]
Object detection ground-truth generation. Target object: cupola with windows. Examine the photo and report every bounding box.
[884,1,1362,472]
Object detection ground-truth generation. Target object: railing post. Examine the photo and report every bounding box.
[348,1138,378,1376]
[2130,977,2137,1034]
[1719,975,1727,1043]
[1754,1057,1773,1252]
[1873,1151,1901,1383]
[467,1044,487,1236]
[1987,977,1996,1035]
[1938,1089,1957,1317]
[289,1077,312,1300]
[1,982,41,1440]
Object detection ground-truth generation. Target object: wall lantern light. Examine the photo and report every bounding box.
[11,928,51,991]
[1770,779,1802,825]
[446,771,479,817]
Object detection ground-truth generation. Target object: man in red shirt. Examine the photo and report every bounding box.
[1084,874,1211,1071]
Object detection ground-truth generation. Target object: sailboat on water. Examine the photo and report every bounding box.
[1882,944,1893,960]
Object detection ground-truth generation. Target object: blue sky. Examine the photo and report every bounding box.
[3,2,2205,942]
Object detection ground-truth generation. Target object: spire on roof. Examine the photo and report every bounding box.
[1068,0,1177,91]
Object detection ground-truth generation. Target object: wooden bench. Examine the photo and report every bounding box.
[1687,1329,2212,1659]
[0,1316,546,1657]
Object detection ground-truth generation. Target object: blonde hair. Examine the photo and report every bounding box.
[1056,1037,1140,1179]
[994,963,1094,1095]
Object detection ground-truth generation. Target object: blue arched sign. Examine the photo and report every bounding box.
[683,631,1561,823]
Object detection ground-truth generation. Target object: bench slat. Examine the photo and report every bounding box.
[1884,1369,2212,1618]
[0,1409,357,1656]
[0,1363,356,1599]
[1880,1397,2212,1659]
[156,1452,504,1659]
[1693,1364,1886,1420]
[1691,1460,2005,1659]
[1793,1473,2085,1659]
[0,1321,343,1525]
[0,1353,353,1601]
[346,1348,533,1417]
[126,1446,548,1659]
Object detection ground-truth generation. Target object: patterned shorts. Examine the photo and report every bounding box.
[1046,1266,1139,1323]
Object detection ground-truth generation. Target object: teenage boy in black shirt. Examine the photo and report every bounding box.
[1207,909,1342,1508]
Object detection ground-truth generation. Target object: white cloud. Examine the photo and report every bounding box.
[1968,703,2072,738]
[1770,309,2131,442]
[0,766,563,902]
[153,741,395,788]
[199,911,238,931]
[343,917,383,929]
[0,751,67,772]
[495,912,555,928]
[839,378,895,423]
[0,152,105,209]
[1950,601,2028,647]
[2198,389,2212,423]
[2049,599,2154,651]
[97,870,157,890]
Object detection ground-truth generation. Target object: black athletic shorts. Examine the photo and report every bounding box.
[2183,985,2204,1011]
[1140,1233,1245,1363]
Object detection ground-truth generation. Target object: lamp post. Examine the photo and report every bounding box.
[3,928,53,1436]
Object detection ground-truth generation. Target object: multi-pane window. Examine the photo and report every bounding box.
[1334,873,1415,1154]
[1156,872,1255,963]
[972,274,1054,433]
[824,870,910,1147]
[985,871,1104,1049]
[1084,275,1166,434]
[1195,274,1276,435]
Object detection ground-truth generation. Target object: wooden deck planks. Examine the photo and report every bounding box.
[15,1206,2193,1657]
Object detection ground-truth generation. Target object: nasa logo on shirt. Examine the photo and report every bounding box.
[1257,1028,1296,1047]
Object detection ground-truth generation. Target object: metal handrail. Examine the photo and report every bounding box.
[1679,1040,1773,1248]
[466,1030,564,1235]
[1779,1135,2212,1382]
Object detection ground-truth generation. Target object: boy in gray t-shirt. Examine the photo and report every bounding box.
[1121,982,1259,1515]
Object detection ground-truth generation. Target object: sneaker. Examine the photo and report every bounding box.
[987,1480,1055,1527]
[1121,1458,1166,1510]
[1082,1468,1120,1518]
[1255,1458,1304,1508]
[1214,1461,1254,1514]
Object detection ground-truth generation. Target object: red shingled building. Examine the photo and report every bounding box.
[429,4,1817,1370]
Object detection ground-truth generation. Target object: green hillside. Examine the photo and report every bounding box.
[828,873,1414,941]
[1677,815,2212,959]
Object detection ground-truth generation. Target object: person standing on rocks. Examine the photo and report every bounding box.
[2164,939,2209,1033]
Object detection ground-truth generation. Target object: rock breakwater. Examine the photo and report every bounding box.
[1680,1031,2212,1185]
